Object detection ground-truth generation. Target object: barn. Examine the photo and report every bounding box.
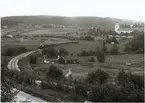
[58,56,79,64]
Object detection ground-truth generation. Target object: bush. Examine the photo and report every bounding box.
[135,48,144,54]
[96,51,105,62]
[117,70,144,88]
[3,47,27,56]
[75,84,88,98]
[106,36,111,43]
[89,83,144,102]
[109,43,118,55]
[101,45,108,54]
[88,57,95,62]
[58,48,68,56]
[1,67,16,102]
[29,55,37,64]
[47,65,64,79]
[78,50,96,57]
[86,69,109,84]
[42,47,58,58]
[117,70,128,85]
[80,50,89,56]
[68,92,86,102]
[124,34,144,53]
[80,36,94,41]
[111,37,118,44]
[16,72,35,85]
[84,36,94,41]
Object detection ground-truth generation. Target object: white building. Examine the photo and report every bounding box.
[115,23,133,34]
[6,34,13,38]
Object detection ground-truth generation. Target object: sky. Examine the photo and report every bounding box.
[0,0,145,21]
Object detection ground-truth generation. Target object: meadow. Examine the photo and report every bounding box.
[30,50,144,80]
[21,28,87,37]
[56,40,126,55]
[1,37,74,51]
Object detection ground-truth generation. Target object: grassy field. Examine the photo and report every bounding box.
[30,52,144,80]
[1,37,75,50]
[21,28,87,37]
[56,40,125,56]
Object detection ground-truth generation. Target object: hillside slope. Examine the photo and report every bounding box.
[1,15,137,29]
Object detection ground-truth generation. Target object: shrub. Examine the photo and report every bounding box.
[111,37,118,44]
[16,72,34,85]
[29,55,37,64]
[84,36,94,41]
[124,34,144,53]
[78,50,96,57]
[3,47,27,56]
[89,83,144,102]
[88,57,95,62]
[117,70,144,88]
[80,36,94,41]
[117,70,128,85]
[47,65,64,79]
[81,50,89,56]
[86,69,109,84]
[58,48,68,56]
[96,51,105,62]
[75,84,87,98]
[106,36,111,43]
[1,67,16,102]
[42,47,58,58]
[101,45,108,54]
[109,43,118,55]
[68,92,86,102]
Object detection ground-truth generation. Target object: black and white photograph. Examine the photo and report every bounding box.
[1,0,144,102]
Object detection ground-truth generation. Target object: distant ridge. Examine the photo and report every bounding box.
[1,15,142,30]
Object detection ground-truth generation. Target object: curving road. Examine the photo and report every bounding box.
[7,50,36,72]
[7,50,49,102]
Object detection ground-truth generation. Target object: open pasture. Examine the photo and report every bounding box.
[1,37,74,50]
[33,52,144,79]
[56,41,126,55]
[21,28,87,37]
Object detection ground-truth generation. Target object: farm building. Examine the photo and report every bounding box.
[58,56,67,64]
[58,56,79,64]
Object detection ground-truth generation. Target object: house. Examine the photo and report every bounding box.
[115,23,133,34]
[5,34,13,38]
[58,56,67,64]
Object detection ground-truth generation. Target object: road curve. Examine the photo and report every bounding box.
[7,50,48,102]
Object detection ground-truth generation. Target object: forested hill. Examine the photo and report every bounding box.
[1,15,138,29]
